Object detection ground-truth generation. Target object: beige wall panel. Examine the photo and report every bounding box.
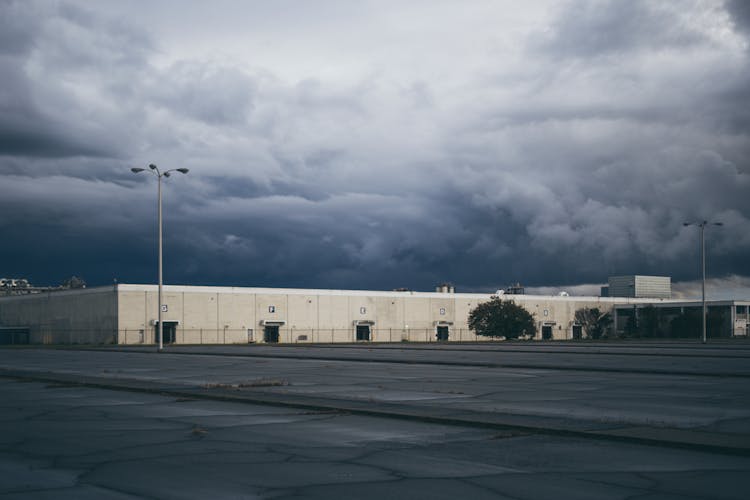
[373,297,403,342]
[226,292,255,344]
[256,294,286,325]
[162,292,183,323]
[430,298,454,322]
[288,295,317,329]
[117,291,148,344]
[350,296,376,322]
[315,295,350,341]
[373,297,402,328]
[313,294,341,342]
[215,293,255,344]
[118,291,146,330]
[183,292,219,343]
[288,295,317,343]
[217,293,254,329]
[403,297,430,341]
[144,291,184,324]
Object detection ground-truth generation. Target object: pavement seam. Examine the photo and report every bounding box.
[71,347,750,378]
[2,368,748,458]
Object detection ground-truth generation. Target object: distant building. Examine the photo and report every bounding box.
[1,278,34,296]
[608,275,671,299]
[503,283,525,295]
[613,301,749,339]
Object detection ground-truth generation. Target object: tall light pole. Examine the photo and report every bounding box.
[683,220,723,344]
[132,164,189,351]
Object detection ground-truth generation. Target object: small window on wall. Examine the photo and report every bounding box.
[360,307,366,314]
[737,306,747,315]
[268,306,276,313]
[439,308,446,315]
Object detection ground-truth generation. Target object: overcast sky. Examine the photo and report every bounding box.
[1,0,749,297]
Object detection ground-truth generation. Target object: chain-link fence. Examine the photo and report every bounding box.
[115,327,488,345]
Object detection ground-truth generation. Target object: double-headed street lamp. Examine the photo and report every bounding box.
[131,164,189,351]
[683,220,723,344]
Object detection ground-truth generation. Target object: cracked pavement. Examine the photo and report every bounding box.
[1,342,750,498]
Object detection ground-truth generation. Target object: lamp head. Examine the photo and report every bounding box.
[149,164,157,170]
[131,167,145,173]
[163,171,171,178]
[176,168,189,174]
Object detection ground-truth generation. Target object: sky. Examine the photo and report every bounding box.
[1,0,749,298]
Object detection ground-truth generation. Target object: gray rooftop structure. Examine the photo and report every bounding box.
[608,275,671,299]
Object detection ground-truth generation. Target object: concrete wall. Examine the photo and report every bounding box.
[117,286,474,344]
[0,287,117,344]
[115,285,657,345]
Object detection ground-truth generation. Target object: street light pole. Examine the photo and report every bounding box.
[683,220,723,344]
[157,169,163,351]
[132,164,189,351]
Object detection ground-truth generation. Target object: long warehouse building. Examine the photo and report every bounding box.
[0,284,747,344]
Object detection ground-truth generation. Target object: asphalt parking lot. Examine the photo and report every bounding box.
[1,342,749,499]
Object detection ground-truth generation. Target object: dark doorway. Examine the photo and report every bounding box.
[572,325,583,340]
[264,325,280,343]
[0,327,30,345]
[154,322,177,344]
[436,326,449,341]
[542,325,553,340]
[356,324,370,341]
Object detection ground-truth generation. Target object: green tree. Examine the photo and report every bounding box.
[469,296,536,339]
[574,307,613,339]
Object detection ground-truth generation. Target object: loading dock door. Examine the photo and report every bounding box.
[154,322,178,344]
[542,325,553,340]
[356,324,370,341]
[436,326,449,341]
[0,327,30,345]
[264,325,280,343]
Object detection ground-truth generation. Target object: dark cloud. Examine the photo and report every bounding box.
[0,1,40,56]
[1,1,749,297]
[727,0,750,35]
[148,61,257,125]
[534,0,709,58]
[0,1,153,160]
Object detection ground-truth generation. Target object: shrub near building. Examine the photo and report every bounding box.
[469,296,536,340]
[574,307,613,339]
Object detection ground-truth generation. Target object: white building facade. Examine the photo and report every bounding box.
[0,283,682,345]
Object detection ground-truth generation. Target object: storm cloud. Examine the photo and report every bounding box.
[1,0,748,296]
